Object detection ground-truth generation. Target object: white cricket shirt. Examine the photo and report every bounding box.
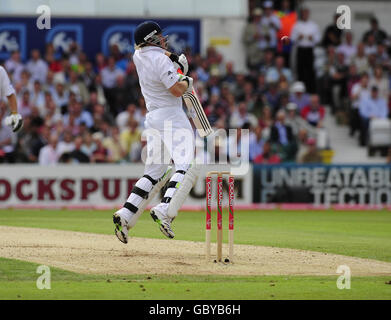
[133,46,181,111]
[291,20,320,48]
[0,66,15,99]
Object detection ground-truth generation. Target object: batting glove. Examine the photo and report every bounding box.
[169,53,189,75]
[178,74,193,93]
[5,113,23,132]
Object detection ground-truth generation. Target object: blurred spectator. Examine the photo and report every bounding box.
[91,103,114,131]
[95,53,107,72]
[81,132,96,158]
[63,101,94,129]
[38,134,59,165]
[284,102,302,135]
[21,123,49,163]
[45,44,62,73]
[82,62,97,89]
[101,56,125,114]
[301,95,325,127]
[337,32,356,65]
[43,95,62,126]
[57,130,75,157]
[266,55,293,83]
[291,7,320,93]
[113,74,132,114]
[347,63,360,94]
[259,49,275,74]
[52,78,69,113]
[116,103,142,132]
[120,119,141,160]
[350,73,370,137]
[322,13,343,48]
[375,43,389,67]
[44,71,56,95]
[230,101,258,128]
[69,136,90,163]
[249,126,265,161]
[364,34,377,56]
[258,105,273,132]
[275,0,297,66]
[68,70,89,104]
[5,51,24,83]
[265,82,281,113]
[31,80,45,114]
[103,126,125,162]
[289,81,310,110]
[242,8,265,69]
[91,132,109,163]
[17,90,32,118]
[296,128,309,161]
[363,17,387,44]
[14,70,32,95]
[26,49,48,84]
[253,141,281,164]
[369,65,389,100]
[299,137,322,163]
[359,86,389,145]
[328,51,349,112]
[353,43,370,74]
[260,1,281,50]
[222,62,236,84]
[270,110,297,161]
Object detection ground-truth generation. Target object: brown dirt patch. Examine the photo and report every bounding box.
[1,226,390,276]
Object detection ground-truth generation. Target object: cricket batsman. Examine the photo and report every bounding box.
[0,65,23,132]
[113,21,200,243]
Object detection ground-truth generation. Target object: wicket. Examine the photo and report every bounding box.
[205,171,234,263]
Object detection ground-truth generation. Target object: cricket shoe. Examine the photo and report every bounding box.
[113,212,129,244]
[150,204,175,239]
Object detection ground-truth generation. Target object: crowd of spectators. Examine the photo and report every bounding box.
[1,0,390,165]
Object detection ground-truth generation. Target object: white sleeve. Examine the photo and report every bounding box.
[290,23,299,42]
[272,15,281,30]
[351,84,360,97]
[38,147,48,165]
[312,22,321,44]
[0,66,15,98]
[158,55,179,89]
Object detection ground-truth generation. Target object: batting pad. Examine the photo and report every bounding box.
[167,164,200,219]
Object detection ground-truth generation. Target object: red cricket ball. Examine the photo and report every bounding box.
[281,36,290,45]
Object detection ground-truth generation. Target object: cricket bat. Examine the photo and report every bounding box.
[165,51,214,137]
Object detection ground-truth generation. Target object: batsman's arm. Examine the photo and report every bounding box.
[7,93,18,114]
[0,66,23,132]
[4,93,23,132]
[168,72,193,97]
[169,81,189,97]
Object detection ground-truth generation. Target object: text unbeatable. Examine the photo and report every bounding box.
[0,178,138,201]
[149,304,240,317]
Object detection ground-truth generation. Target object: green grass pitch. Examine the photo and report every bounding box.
[0,208,390,300]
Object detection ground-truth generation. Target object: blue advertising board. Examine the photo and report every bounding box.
[253,164,391,205]
[0,17,200,61]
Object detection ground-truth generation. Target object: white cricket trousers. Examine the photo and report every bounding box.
[143,106,195,179]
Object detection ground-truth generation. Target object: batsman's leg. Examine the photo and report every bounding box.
[113,164,171,244]
[150,114,197,238]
